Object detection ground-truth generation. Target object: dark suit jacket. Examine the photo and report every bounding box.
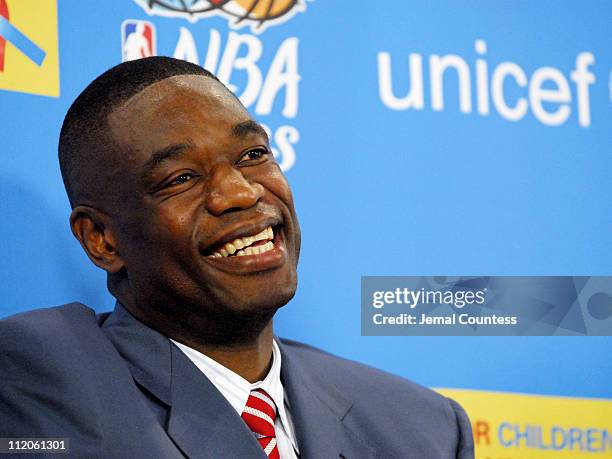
[0,303,474,458]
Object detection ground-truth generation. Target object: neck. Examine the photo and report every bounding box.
[129,303,276,382]
[176,321,275,383]
[112,282,277,383]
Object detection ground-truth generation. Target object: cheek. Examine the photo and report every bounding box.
[122,202,196,257]
[250,164,301,255]
[152,206,197,247]
[253,164,295,206]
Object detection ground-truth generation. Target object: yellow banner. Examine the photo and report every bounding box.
[437,389,612,458]
[0,0,59,97]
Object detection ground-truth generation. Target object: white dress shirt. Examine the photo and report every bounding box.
[171,339,299,459]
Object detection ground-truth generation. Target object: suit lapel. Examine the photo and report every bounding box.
[167,344,267,459]
[103,304,376,458]
[102,304,266,459]
[278,340,376,459]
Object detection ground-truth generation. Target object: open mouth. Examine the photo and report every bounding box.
[208,226,277,258]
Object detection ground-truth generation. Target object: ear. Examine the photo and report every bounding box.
[70,206,125,273]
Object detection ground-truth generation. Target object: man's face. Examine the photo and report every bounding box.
[105,75,300,319]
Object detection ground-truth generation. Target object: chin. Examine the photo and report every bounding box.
[188,258,299,320]
[241,286,296,315]
[223,276,297,317]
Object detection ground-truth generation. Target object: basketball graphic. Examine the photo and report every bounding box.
[135,0,307,33]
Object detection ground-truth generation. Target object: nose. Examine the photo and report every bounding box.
[205,164,264,216]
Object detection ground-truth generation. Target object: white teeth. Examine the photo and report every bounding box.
[261,241,274,253]
[208,226,276,258]
[214,240,276,258]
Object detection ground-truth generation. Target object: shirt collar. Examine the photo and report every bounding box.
[170,338,295,448]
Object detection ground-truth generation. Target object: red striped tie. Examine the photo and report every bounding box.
[241,388,280,459]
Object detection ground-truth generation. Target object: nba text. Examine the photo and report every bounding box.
[174,27,299,170]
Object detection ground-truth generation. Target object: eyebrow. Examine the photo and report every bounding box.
[232,120,269,141]
[141,142,193,182]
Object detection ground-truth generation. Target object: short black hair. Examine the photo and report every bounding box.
[58,56,219,208]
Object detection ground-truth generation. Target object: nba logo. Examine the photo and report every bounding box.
[121,20,156,62]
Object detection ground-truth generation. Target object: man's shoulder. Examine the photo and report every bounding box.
[279,338,474,457]
[1,302,105,346]
[278,337,457,413]
[0,303,179,456]
[0,303,115,378]
[1,302,103,325]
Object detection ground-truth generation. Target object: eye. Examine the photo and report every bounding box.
[169,173,194,186]
[238,147,268,164]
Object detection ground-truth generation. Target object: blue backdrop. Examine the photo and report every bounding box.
[1,0,611,401]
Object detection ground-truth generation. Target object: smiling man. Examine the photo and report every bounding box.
[0,57,473,458]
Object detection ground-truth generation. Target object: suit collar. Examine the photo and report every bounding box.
[170,337,300,453]
[102,303,266,459]
[167,344,267,458]
[102,303,376,458]
[277,340,376,459]
[100,302,172,405]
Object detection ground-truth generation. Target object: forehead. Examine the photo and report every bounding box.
[107,74,250,157]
